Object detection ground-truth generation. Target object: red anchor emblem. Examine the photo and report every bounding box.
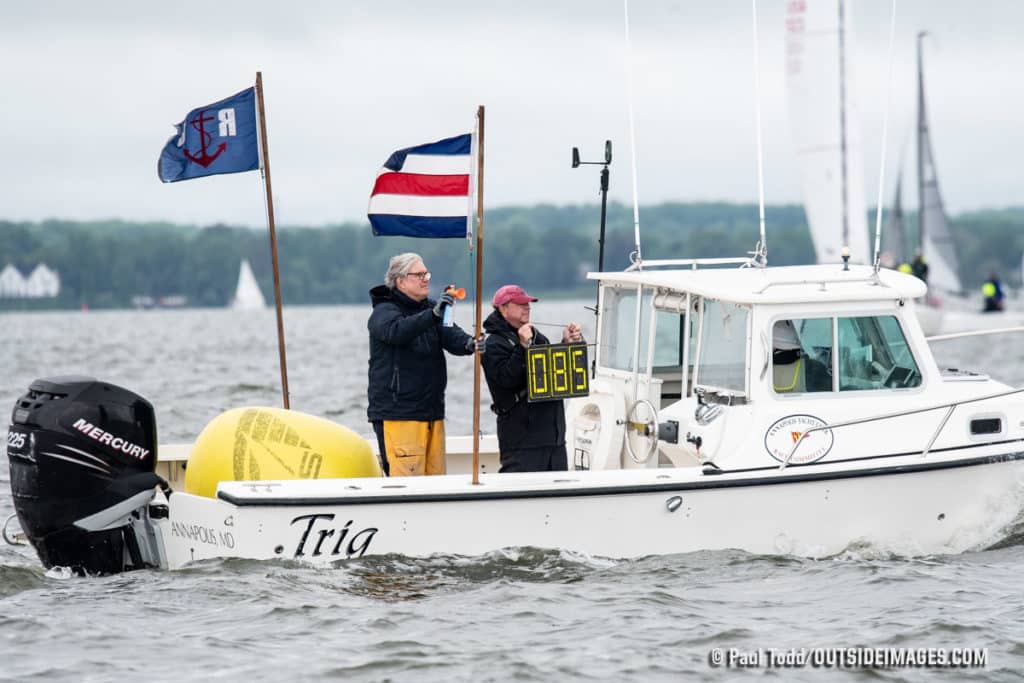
[183,110,226,168]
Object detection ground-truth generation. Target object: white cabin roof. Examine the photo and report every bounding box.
[589,264,926,305]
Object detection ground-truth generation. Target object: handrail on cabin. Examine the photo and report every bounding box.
[625,257,756,272]
[754,275,884,294]
[779,385,1024,470]
[927,326,1024,342]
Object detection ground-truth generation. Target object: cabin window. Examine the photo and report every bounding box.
[652,310,683,368]
[771,315,920,394]
[599,286,652,372]
[695,300,748,393]
[970,417,1002,435]
[772,318,833,394]
[837,316,921,391]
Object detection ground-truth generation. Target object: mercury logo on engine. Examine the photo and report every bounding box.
[71,418,150,460]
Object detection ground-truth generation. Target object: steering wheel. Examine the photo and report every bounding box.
[883,365,917,388]
[623,398,659,464]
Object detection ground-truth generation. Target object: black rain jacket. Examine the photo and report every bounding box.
[367,285,473,422]
[481,309,566,451]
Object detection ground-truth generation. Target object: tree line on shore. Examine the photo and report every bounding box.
[2,202,1022,310]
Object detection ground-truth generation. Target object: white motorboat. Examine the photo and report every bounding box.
[7,256,1024,573]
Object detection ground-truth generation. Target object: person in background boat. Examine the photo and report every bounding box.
[911,250,929,284]
[982,272,1006,313]
[482,284,583,473]
[367,253,477,477]
[772,320,831,394]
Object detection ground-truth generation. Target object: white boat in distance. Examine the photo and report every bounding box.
[7,257,1024,572]
[230,259,266,310]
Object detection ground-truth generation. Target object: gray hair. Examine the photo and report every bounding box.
[385,253,423,289]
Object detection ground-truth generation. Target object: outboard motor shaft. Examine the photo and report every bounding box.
[6,376,168,574]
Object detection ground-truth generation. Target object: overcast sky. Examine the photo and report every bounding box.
[1,1,1021,229]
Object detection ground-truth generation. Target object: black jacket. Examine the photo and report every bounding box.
[481,309,566,451]
[367,285,473,422]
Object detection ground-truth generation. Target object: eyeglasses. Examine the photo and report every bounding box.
[405,271,431,282]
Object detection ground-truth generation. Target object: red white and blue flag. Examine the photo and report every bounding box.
[368,133,473,238]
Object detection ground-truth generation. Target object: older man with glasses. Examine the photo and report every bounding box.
[367,252,477,476]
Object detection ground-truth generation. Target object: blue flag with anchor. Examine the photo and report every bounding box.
[158,87,260,183]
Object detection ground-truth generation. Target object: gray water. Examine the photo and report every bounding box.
[2,304,1024,681]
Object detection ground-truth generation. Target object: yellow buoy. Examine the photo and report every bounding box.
[184,407,381,498]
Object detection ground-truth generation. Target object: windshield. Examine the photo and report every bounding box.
[695,300,748,393]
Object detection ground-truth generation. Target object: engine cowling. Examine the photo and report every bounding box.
[6,376,166,575]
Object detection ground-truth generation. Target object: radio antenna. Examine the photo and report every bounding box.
[750,0,768,267]
[872,0,898,273]
[623,0,643,270]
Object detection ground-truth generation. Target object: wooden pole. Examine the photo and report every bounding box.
[254,71,291,409]
[472,105,485,485]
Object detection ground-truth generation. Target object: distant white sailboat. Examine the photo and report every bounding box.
[909,32,1024,335]
[915,31,962,298]
[231,259,266,310]
[785,0,870,265]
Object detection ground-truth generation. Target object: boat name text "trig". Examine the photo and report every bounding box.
[290,513,378,559]
[71,418,150,460]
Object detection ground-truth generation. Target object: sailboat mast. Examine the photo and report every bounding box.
[838,0,850,252]
[916,31,927,253]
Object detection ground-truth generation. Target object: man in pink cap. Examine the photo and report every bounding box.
[481,284,582,472]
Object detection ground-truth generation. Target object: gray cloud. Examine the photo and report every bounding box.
[1,1,1021,228]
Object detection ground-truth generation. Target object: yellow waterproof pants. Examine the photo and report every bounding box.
[382,420,446,476]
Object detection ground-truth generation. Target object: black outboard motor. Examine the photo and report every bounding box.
[6,376,168,575]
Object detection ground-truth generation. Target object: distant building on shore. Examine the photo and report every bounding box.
[0,263,60,298]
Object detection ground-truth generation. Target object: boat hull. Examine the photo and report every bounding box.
[160,449,1024,567]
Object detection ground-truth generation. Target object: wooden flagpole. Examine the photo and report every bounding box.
[254,71,291,409]
[472,105,485,485]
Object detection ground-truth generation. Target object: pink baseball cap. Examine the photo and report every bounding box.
[492,284,538,306]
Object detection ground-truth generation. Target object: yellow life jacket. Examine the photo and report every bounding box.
[773,358,803,392]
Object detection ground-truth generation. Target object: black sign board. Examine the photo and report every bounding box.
[526,343,590,402]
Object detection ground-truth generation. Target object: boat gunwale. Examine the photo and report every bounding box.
[213,444,1024,507]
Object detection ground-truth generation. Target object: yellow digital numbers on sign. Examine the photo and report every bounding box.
[526,343,589,402]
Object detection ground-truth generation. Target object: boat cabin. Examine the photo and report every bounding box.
[567,261,1012,472]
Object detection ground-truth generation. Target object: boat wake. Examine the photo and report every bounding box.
[0,564,47,599]
[983,512,1024,551]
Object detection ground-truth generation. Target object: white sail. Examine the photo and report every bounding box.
[917,33,962,295]
[785,0,870,264]
[231,259,266,310]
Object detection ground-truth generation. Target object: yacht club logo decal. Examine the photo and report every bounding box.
[764,414,834,464]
